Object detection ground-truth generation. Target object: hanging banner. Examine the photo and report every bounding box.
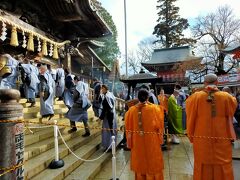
[157,71,185,82]
[218,73,240,84]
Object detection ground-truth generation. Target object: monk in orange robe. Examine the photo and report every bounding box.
[158,89,168,113]
[186,74,237,180]
[125,89,164,180]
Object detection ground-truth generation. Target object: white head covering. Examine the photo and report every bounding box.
[76,81,85,96]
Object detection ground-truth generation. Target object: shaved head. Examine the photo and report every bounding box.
[222,86,231,94]
[204,74,218,85]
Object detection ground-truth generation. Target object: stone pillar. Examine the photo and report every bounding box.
[0,89,24,180]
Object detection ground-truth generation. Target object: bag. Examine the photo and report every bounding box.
[43,84,50,101]
[83,99,92,111]
[25,74,31,86]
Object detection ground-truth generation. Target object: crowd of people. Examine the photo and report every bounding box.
[1,54,240,180]
[0,53,117,149]
[125,74,239,180]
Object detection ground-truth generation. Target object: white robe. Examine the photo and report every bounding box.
[99,91,117,148]
[55,68,65,97]
[21,64,39,99]
[40,72,54,116]
[66,81,89,123]
[0,55,19,89]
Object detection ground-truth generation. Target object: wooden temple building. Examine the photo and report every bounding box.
[120,69,163,98]
[216,45,240,93]
[0,0,111,83]
[142,46,202,93]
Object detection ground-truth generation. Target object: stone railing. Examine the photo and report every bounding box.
[89,88,125,112]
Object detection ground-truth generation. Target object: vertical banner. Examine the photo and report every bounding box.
[15,123,24,179]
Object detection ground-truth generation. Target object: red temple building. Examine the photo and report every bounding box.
[217,45,240,93]
[142,46,201,92]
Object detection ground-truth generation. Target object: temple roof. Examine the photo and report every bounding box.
[126,72,156,80]
[222,44,240,54]
[120,69,162,84]
[72,46,111,72]
[142,46,201,66]
[0,0,111,40]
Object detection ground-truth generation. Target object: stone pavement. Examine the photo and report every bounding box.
[95,137,240,180]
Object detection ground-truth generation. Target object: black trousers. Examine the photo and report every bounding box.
[70,121,90,133]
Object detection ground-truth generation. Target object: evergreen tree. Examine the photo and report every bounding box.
[93,1,120,66]
[153,0,191,48]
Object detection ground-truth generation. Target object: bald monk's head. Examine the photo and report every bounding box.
[222,86,231,94]
[204,73,218,86]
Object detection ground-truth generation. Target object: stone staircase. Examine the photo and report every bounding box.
[20,98,123,180]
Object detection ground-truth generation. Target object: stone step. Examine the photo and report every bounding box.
[24,121,101,161]
[25,127,57,146]
[24,130,101,179]
[66,136,122,180]
[19,98,64,103]
[24,117,69,133]
[20,100,65,108]
[24,127,65,160]
[23,104,66,113]
[23,109,68,119]
[65,147,112,180]
[31,136,102,180]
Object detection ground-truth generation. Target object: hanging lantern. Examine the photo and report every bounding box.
[53,44,59,59]
[10,26,19,47]
[27,33,34,51]
[42,40,48,56]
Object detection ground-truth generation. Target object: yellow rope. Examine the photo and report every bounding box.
[0,162,24,177]
[0,118,238,176]
[0,119,238,140]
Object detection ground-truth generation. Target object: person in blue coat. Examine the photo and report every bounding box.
[66,76,91,136]
[55,64,65,101]
[39,64,55,120]
[20,60,40,107]
[0,54,19,89]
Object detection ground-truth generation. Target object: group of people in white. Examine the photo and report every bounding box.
[0,54,117,149]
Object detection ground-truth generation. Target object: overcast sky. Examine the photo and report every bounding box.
[99,0,240,62]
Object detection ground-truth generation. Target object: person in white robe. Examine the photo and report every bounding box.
[0,54,19,89]
[99,84,117,150]
[39,64,55,120]
[66,76,91,137]
[20,60,39,107]
[55,64,65,100]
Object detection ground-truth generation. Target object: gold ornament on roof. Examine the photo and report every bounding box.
[10,26,19,47]
[27,33,34,51]
[42,40,48,56]
[0,16,71,59]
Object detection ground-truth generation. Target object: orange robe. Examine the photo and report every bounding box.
[158,95,168,113]
[186,90,237,180]
[125,103,164,180]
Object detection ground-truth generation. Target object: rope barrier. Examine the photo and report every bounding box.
[0,163,24,177]
[25,125,53,129]
[0,117,239,177]
[58,127,112,162]
[0,119,239,140]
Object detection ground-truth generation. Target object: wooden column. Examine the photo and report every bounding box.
[63,53,71,71]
